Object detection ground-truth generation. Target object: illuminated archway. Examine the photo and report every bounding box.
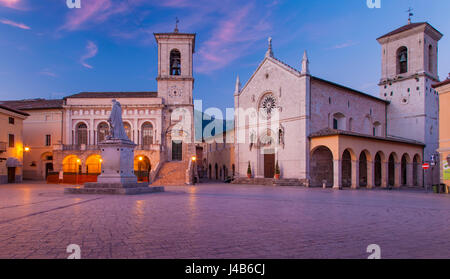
[63,155,81,173]
[86,154,102,174]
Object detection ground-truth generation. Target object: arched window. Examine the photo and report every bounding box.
[170,49,181,76]
[76,123,88,145]
[332,113,346,130]
[373,122,382,136]
[428,45,433,73]
[397,47,408,74]
[141,122,154,146]
[123,122,131,141]
[97,122,109,143]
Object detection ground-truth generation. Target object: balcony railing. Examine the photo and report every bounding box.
[60,144,160,152]
[136,144,161,151]
[0,142,6,153]
[62,145,100,151]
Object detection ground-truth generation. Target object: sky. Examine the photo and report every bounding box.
[0,0,449,114]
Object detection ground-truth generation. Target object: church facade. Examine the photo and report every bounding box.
[1,28,197,185]
[232,21,443,188]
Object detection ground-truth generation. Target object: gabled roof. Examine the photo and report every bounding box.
[64,92,158,99]
[311,77,389,104]
[377,22,443,40]
[432,78,450,89]
[0,104,29,116]
[0,99,63,110]
[309,128,424,146]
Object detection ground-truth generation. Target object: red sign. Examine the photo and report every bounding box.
[422,163,430,170]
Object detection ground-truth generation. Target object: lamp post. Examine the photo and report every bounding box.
[76,159,81,185]
[191,156,197,185]
[138,156,143,182]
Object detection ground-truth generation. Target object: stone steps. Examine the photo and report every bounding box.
[232,177,308,187]
[152,161,187,186]
[65,183,165,195]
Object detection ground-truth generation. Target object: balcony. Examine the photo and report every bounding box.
[59,144,160,152]
[62,145,100,151]
[136,144,161,151]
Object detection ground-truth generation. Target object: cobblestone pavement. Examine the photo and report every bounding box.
[0,182,449,259]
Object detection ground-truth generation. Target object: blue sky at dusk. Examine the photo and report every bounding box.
[0,0,449,113]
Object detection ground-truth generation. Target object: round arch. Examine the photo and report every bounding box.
[359,150,371,187]
[388,152,398,187]
[374,151,385,187]
[63,155,81,173]
[134,155,151,182]
[86,154,102,174]
[310,145,334,187]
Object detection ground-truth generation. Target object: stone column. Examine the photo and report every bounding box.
[367,160,374,189]
[351,160,359,189]
[382,162,388,188]
[394,163,401,188]
[333,159,342,189]
[406,163,414,187]
[89,118,94,146]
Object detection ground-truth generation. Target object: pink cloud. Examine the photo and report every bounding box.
[80,41,98,69]
[61,0,134,31]
[0,18,30,30]
[196,4,271,73]
[0,0,24,10]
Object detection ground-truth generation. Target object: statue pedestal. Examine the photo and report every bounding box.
[65,138,164,195]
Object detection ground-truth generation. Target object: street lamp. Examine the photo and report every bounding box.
[138,156,143,182]
[24,146,30,152]
[191,156,197,185]
[76,159,81,185]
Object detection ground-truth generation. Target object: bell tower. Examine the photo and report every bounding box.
[154,25,196,164]
[377,21,443,186]
[154,28,195,106]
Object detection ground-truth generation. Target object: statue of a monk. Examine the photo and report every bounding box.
[107,99,129,140]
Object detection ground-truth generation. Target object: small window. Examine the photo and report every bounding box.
[328,97,331,104]
[333,118,338,129]
[407,88,410,92]
[45,135,52,146]
[8,117,14,124]
[8,134,14,148]
[390,92,393,96]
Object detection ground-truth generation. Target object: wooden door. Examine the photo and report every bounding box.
[7,167,15,183]
[264,154,275,178]
[172,141,182,161]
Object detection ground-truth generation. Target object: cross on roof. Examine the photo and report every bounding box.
[407,7,414,24]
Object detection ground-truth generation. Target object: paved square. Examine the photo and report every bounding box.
[0,182,449,259]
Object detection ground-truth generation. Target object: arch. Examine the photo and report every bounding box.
[363,116,371,135]
[359,150,371,187]
[401,153,411,186]
[134,155,151,182]
[341,149,352,187]
[62,155,81,173]
[413,154,421,186]
[373,121,382,137]
[388,152,398,187]
[208,164,212,179]
[122,121,132,141]
[97,122,109,143]
[215,163,218,180]
[141,122,154,146]
[332,112,346,130]
[397,46,408,74]
[310,146,334,187]
[170,49,181,76]
[86,154,102,174]
[374,151,385,187]
[76,122,88,145]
